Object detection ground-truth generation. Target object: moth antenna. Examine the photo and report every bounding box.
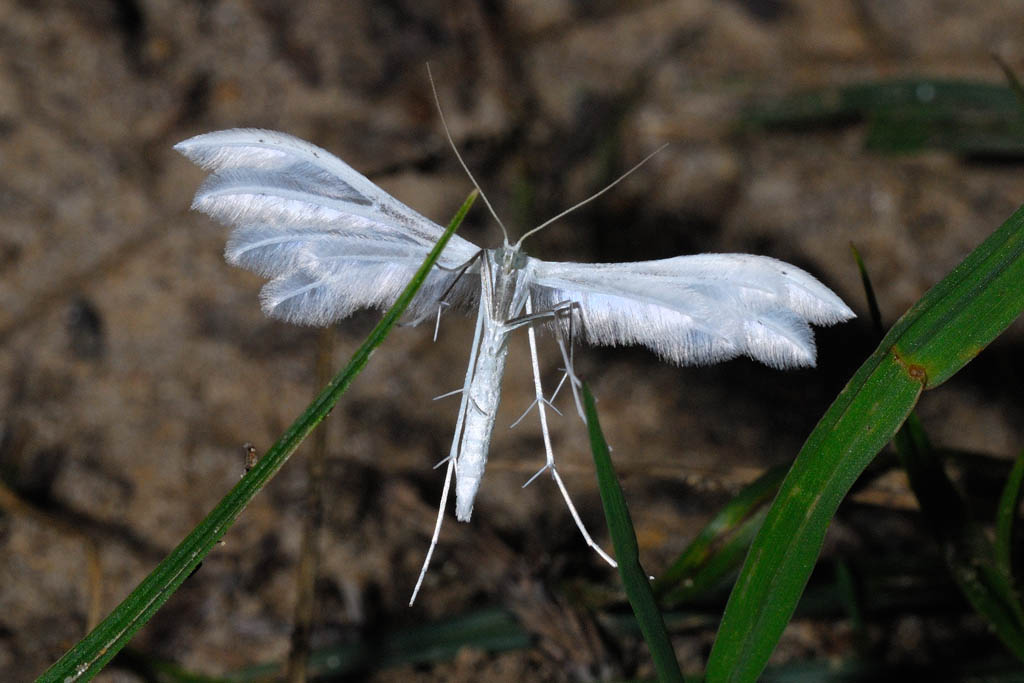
[515,143,670,248]
[427,63,510,245]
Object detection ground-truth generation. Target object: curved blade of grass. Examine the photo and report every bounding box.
[832,558,867,651]
[654,465,785,606]
[895,415,1024,659]
[583,384,684,683]
[708,203,1024,682]
[745,79,1024,157]
[38,191,478,683]
[992,53,1024,114]
[658,508,769,608]
[996,450,1024,586]
[849,243,884,334]
[891,204,1024,389]
[859,237,1024,655]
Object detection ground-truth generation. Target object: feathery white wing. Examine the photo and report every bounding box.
[529,253,854,369]
[175,128,481,325]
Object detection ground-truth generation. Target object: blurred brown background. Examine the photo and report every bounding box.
[3,1,1024,680]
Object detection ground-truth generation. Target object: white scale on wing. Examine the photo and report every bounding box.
[177,118,854,605]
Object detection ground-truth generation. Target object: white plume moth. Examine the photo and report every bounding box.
[176,114,854,604]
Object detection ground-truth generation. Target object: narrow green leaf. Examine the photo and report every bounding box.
[849,242,884,334]
[584,385,684,683]
[854,239,1024,656]
[38,191,478,683]
[893,415,966,526]
[655,465,785,605]
[997,450,1024,582]
[955,559,1024,661]
[895,415,1024,660]
[708,204,1024,682]
[658,508,769,607]
[832,559,865,648]
[890,204,1024,388]
[745,79,1024,157]
[992,53,1024,115]
[707,353,921,682]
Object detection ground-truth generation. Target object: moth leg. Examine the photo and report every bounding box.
[433,249,483,273]
[429,252,478,338]
[406,250,483,329]
[433,301,450,342]
[543,300,587,423]
[547,370,570,406]
[410,456,455,605]
[509,395,561,430]
[522,294,617,569]
[502,298,576,330]
[411,299,487,604]
[503,300,585,422]
[541,302,579,406]
[502,300,577,425]
[432,387,463,401]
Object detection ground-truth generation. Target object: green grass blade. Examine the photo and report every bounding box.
[583,384,684,683]
[992,53,1024,115]
[707,353,922,681]
[849,243,884,334]
[745,79,1024,157]
[658,508,769,608]
[890,204,1024,388]
[832,559,866,650]
[892,413,966,527]
[895,416,1024,660]
[654,465,785,606]
[856,237,1024,655]
[955,561,1024,661]
[38,191,478,683]
[707,203,1024,682]
[997,450,1024,583]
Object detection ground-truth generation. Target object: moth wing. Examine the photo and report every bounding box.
[529,253,854,369]
[175,128,481,325]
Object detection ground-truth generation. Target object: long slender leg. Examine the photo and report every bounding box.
[433,250,483,274]
[410,457,455,605]
[432,387,464,401]
[547,370,569,406]
[522,295,617,569]
[503,304,574,428]
[406,251,484,329]
[410,300,487,604]
[433,301,449,342]
[546,306,581,408]
[509,396,561,430]
[552,314,586,423]
[511,300,587,423]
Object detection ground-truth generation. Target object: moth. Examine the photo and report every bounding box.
[176,127,854,603]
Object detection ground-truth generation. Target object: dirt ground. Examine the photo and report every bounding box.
[3,1,1024,680]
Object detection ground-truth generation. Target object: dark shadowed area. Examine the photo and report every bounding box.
[2,1,1024,680]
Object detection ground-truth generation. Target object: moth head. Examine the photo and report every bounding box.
[494,243,528,271]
